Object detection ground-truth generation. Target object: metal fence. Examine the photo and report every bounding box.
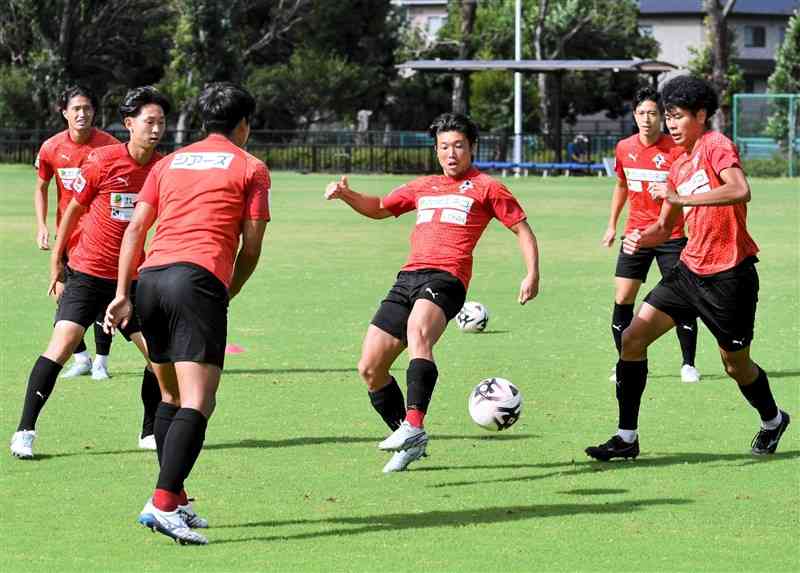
[0,128,622,174]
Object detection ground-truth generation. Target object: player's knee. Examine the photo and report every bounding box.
[357,359,384,390]
[620,328,647,358]
[722,357,750,382]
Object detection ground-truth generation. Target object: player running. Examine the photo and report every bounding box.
[34,85,119,380]
[603,86,701,384]
[105,82,270,545]
[586,75,790,461]
[325,113,540,473]
[9,86,169,459]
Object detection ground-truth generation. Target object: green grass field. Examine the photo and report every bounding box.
[1,164,798,572]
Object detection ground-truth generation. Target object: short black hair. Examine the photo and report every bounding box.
[661,75,719,127]
[429,112,479,146]
[118,86,171,121]
[59,85,99,114]
[198,82,256,135]
[633,86,661,110]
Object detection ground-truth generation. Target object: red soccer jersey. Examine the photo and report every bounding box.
[35,128,120,227]
[137,134,271,288]
[381,167,527,289]
[68,144,162,280]
[669,131,759,276]
[614,133,684,239]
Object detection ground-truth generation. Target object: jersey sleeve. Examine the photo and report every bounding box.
[486,181,527,228]
[36,145,54,181]
[707,137,741,176]
[72,151,104,206]
[381,179,420,217]
[614,142,626,183]
[244,160,271,221]
[137,162,161,210]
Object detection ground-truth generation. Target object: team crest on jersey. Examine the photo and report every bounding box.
[652,153,667,169]
[72,172,87,193]
[458,180,474,193]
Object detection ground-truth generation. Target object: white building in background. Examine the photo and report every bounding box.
[391,0,448,43]
[638,0,798,92]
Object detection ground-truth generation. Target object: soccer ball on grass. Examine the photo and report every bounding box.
[456,301,489,332]
[468,377,522,431]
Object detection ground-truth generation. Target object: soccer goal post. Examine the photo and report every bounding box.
[732,93,800,178]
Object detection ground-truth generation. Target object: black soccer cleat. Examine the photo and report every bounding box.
[585,435,640,461]
[751,410,791,455]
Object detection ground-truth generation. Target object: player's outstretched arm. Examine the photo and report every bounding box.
[48,198,87,297]
[105,201,156,333]
[602,178,628,247]
[324,175,392,219]
[229,219,268,301]
[34,177,51,250]
[510,220,540,305]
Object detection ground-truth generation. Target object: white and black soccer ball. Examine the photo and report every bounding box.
[468,377,522,431]
[456,301,489,332]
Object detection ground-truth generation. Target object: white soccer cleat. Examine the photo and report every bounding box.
[178,501,209,529]
[138,434,157,451]
[10,430,36,459]
[61,359,92,378]
[91,363,110,380]
[378,421,428,452]
[681,364,701,384]
[138,499,208,545]
[382,443,427,473]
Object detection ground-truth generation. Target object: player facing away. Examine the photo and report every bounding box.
[602,86,701,384]
[104,82,270,545]
[325,113,540,473]
[586,75,790,462]
[9,86,169,459]
[34,85,119,380]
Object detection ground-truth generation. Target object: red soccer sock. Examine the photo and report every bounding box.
[406,409,425,428]
[178,489,189,506]
[153,488,180,512]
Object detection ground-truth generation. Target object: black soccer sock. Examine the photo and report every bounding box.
[74,338,87,355]
[611,303,635,354]
[737,365,779,422]
[616,359,648,431]
[406,358,438,413]
[17,356,62,431]
[93,321,112,356]
[154,402,179,466]
[675,318,698,366]
[368,376,407,431]
[156,408,208,494]
[140,367,161,437]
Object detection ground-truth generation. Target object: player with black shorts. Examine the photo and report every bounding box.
[325,113,540,473]
[586,75,790,461]
[34,85,119,380]
[603,86,700,384]
[9,87,169,460]
[105,83,270,545]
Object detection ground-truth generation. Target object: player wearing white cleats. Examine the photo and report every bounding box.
[60,357,92,378]
[10,430,36,459]
[681,364,701,383]
[138,498,207,545]
[383,443,427,473]
[177,500,209,529]
[379,420,428,451]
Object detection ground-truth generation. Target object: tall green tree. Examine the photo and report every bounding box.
[766,10,800,145]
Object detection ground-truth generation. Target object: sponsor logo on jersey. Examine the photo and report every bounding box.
[676,169,710,197]
[622,168,668,183]
[417,194,475,226]
[115,176,129,187]
[110,192,137,221]
[169,152,234,170]
[60,153,71,161]
[57,167,82,190]
[628,153,637,161]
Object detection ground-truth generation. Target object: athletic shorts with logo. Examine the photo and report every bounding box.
[644,256,759,351]
[136,263,229,368]
[56,266,140,340]
[615,237,688,282]
[371,268,467,342]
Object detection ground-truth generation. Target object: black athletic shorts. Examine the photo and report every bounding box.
[615,237,688,282]
[371,268,467,342]
[644,256,759,352]
[136,263,229,368]
[55,266,140,341]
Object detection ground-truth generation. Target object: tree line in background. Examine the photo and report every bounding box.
[0,0,797,138]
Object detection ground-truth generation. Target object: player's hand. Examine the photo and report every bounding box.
[649,182,672,201]
[518,272,539,305]
[48,257,64,298]
[104,294,132,334]
[324,176,350,200]
[37,226,50,250]
[663,187,683,205]
[622,229,642,255]
[601,227,615,248]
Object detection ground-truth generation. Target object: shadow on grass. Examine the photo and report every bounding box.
[558,488,629,495]
[423,450,800,488]
[211,497,692,544]
[649,368,800,381]
[224,367,358,375]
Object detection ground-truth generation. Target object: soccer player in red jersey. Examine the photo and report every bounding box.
[9,86,169,460]
[586,75,790,461]
[603,86,700,384]
[105,83,269,545]
[35,85,120,380]
[325,113,540,473]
